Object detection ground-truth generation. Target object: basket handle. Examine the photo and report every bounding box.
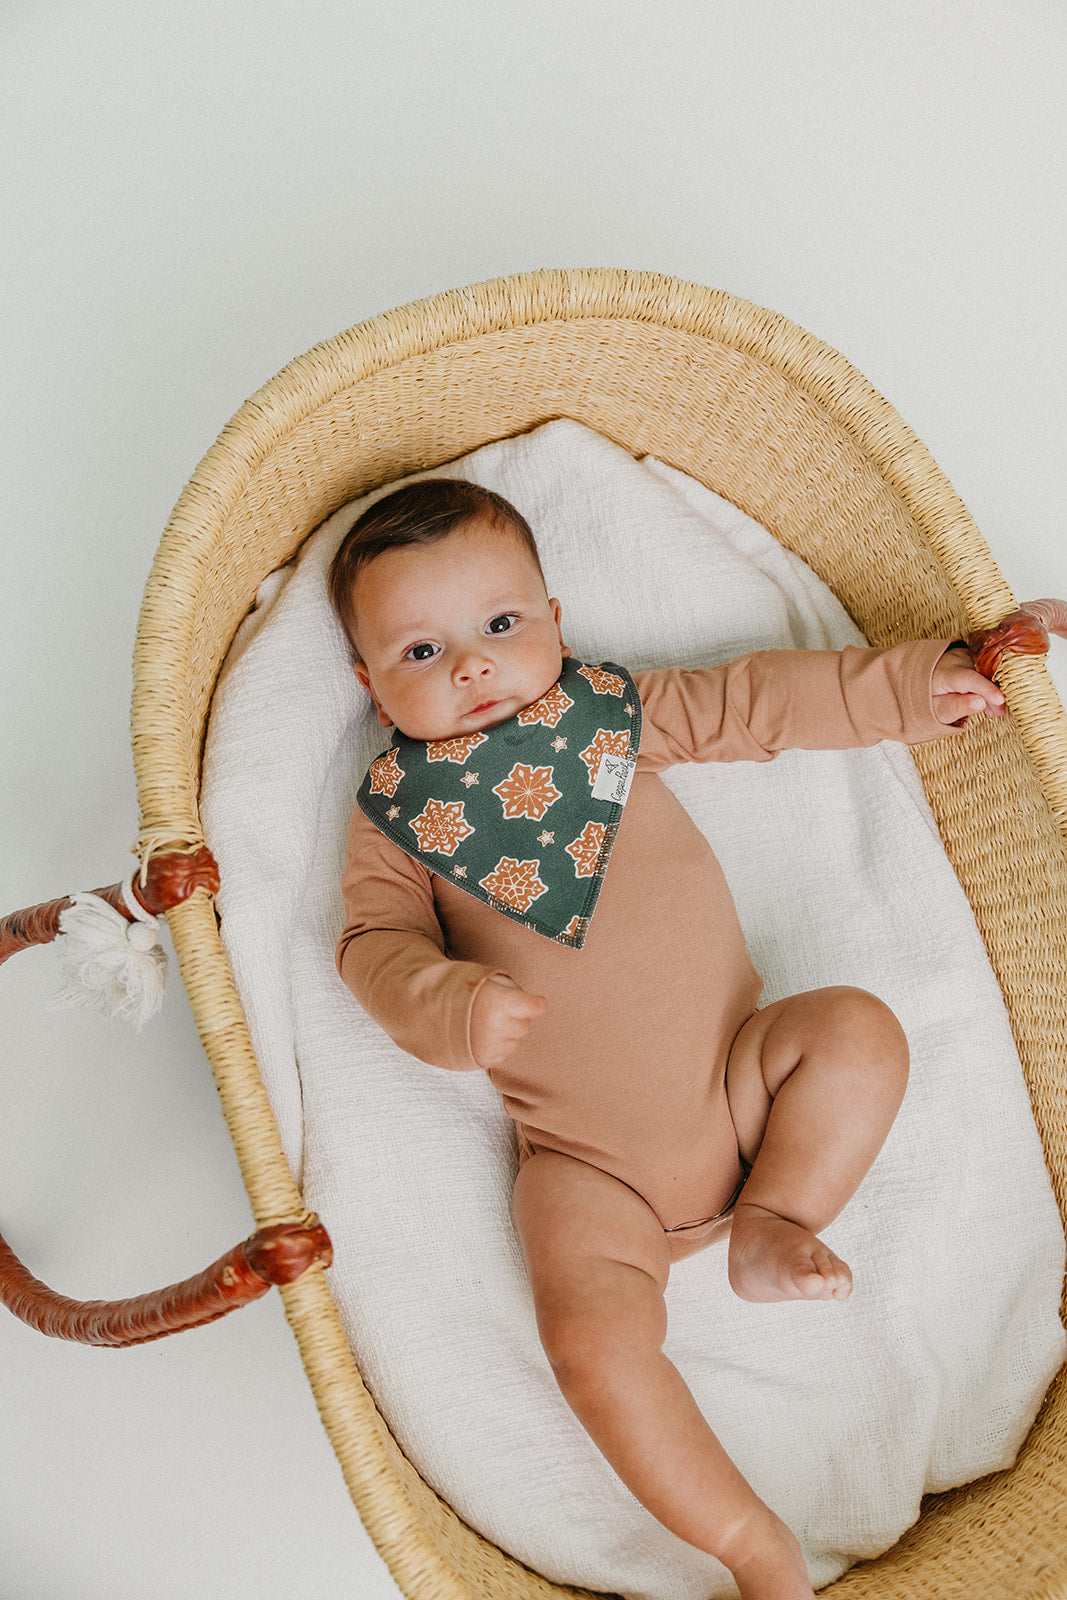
[966,598,1067,680]
[0,845,220,964]
[0,1219,333,1346]
[0,845,333,1344]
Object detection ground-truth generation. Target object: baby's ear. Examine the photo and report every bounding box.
[352,660,394,728]
[550,598,570,658]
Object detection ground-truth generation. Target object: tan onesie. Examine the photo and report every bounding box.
[337,640,959,1232]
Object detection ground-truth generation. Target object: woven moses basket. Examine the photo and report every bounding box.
[4,269,1067,1597]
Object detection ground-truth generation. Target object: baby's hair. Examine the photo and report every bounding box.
[328,478,544,658]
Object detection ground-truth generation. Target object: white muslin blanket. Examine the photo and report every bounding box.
[201,420,1065,1599]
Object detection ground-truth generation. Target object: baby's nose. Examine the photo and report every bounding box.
[453,648,494,682]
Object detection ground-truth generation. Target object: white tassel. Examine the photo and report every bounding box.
[50,881,168,1030]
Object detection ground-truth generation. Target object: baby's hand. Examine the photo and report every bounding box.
[931,646,1006,726]
[469,973,547,1069]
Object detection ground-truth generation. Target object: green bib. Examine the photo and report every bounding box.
[356,658,642,948]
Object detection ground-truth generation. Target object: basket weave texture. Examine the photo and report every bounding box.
[133,269,1067,1599]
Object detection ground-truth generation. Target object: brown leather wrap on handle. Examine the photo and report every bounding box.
[0,846,220,965]
[1,844,332,1345]
[967,598,1067,681]
[0,1220,333,1347]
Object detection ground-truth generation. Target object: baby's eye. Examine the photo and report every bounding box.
[486,614,519,635]
[405,642,440,662]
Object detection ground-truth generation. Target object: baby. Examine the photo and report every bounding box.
[331,477,1006,1600]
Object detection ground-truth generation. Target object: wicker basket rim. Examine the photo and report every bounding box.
[143,268,1008,628]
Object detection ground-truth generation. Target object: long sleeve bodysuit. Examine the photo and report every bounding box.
[337,640,959,1232]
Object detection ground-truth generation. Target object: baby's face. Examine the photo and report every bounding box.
[350,514,566,742]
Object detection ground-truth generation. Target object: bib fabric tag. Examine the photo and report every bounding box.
[356,658,642,948]
[592,752,636,806]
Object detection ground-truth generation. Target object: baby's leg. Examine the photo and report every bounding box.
[513,1148,815,1599]
[725,986,909,1302]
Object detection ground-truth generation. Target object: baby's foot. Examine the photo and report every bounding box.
[728,1203,852,1303]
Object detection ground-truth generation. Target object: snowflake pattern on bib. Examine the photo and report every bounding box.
[565,820,608,877]
[480,857,549,914]
[409,799,475,856]
[356,657,641,946]
[577,663,626,696]
[493,763,562,821]
[518,681,574,727]
[427,732,488,764]
[368,748,405,797]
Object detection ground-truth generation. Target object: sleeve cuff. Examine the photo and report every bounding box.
[449,964,511,1072]
[905,637,966,741]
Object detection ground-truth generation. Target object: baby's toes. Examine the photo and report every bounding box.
[812,1243,852,1299]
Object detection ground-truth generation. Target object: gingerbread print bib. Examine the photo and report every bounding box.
[356,658,642,948]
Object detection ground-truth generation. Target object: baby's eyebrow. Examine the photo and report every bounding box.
[388,599,524,640]
[371,616,440,652]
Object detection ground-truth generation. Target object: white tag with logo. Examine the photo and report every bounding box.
[592,752,636,806]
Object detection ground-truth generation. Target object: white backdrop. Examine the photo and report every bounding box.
[1,5,1065,1598]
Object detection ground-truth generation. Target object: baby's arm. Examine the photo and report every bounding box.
[635,638,999,769]
[337,806,543,1071]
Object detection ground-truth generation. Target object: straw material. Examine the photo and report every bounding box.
[132,270,1067,1599]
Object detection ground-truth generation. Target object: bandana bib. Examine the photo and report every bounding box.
[356,658,642,948]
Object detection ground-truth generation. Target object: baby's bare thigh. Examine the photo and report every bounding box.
[725,984,906,1165]
[512,1150,672,1357]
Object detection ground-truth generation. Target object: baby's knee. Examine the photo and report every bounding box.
[536,1299,604,1385]
[511,1149,671,1386]
[825,986,909,1079]
[536,1283,666,1391]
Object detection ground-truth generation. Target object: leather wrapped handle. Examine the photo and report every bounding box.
[966,598,1067,681]
[0,1219,333,1346]
[1,843,332,1344]
[0,845,220,965]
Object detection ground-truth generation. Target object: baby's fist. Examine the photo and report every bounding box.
[469,973,547,1069]
[932,646,1006,727]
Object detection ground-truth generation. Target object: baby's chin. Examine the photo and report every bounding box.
[439,703,523,740]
